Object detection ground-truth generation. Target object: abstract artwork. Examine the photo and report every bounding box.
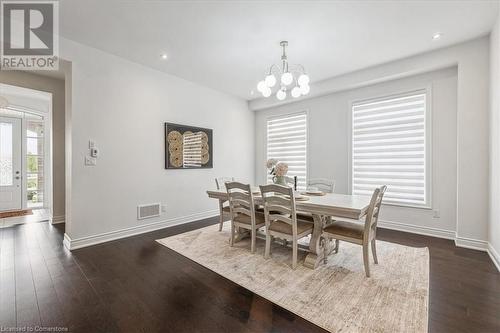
[164,123,213,169]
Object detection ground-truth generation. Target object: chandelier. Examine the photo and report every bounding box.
[256,41,310,100]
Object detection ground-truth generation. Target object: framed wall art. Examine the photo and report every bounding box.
[164,123,213,169]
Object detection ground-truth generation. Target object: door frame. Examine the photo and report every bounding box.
[0,84,53,213]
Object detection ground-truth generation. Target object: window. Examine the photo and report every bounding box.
[351,91,428,207]
[26,118,45,208]
[0,122,13,186]
[266,112,307,189]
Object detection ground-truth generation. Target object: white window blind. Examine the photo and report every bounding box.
[352,91,428,207]
[266,112,307,190]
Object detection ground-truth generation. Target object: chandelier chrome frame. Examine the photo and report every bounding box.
[257,41,310,100]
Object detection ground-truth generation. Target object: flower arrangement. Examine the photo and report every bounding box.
[274,162,288,176]
[266,158,288,185]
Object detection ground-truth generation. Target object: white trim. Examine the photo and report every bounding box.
[51,215,65,224]
[378,219,455,240]
[63,233,71,250]
[454,235,489,251]
[488,243,500,272]
[378,219,500,271]
[63,209,218,251]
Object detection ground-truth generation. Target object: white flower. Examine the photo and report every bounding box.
[266,158,278,169]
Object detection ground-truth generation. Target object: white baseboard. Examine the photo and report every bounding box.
[488,243,500,272]
[379,219,500,271]
[378,219,456,240]
[63,233,71,250]
[51,215,65,224]
[63,209,218,251]
[454,236,489,251]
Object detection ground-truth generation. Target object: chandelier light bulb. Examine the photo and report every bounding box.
[276,89,286,101]
[257,80,267,92]
[300,84,310,95]
[257,80,267,93]
[298,74,310,86]
[262,87,272,97]
[291,86,301,98]
[265,74,276,87]
[281,72,293,86]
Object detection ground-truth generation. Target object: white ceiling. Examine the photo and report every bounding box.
[59,0,499,100]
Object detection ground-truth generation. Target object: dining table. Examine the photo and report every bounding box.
[206,187,372,269]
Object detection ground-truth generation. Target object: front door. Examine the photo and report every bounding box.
[0,116,22,211]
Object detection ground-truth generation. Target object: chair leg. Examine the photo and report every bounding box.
[371,239,378,264]
[218,201,224,231]
[292,238,298,269]
[251,229,256,254]
[334,239,340,253]
[265,232,271,259]
[363,244,370,277]
[230,222,235,247]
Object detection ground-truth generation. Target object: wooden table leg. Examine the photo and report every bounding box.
[303,214,334,269]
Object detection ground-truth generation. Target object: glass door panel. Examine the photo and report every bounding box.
[0,122,13,186]
[0,117,22,211]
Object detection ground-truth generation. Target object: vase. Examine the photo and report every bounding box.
[273,175,287,186]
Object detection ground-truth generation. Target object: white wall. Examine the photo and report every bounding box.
[59,38,255,247]
[256,68,458,237]
[254,37,490,246]
[489,11,500,269]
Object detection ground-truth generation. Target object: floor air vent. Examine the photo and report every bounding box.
[137,203,161,220]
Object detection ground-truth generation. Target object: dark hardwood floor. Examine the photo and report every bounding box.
[0,218,499,332]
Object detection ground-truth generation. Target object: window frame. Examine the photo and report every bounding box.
[265,110,309,190]
[348,87,433,209]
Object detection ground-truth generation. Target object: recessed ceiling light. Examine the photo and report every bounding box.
[160,53,168,60]
[432,33,443,40]
[250,90,255,95]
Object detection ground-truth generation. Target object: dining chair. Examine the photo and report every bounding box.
[259,184,314,269]
[215,177,234,231]
[321,185,386,277]
[307,178,336,193]
[298,178,335,222]
[295,179,335,223]
[226,182,265,253]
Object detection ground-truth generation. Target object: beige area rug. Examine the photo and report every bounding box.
[157,224,429,333]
